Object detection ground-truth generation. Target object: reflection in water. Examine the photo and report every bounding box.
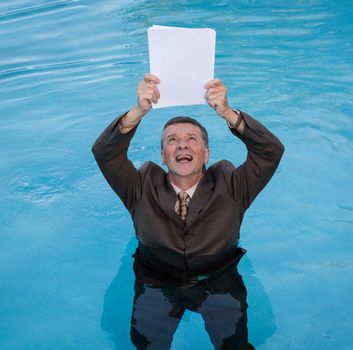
[131,254,253,350]
[101,239,265,350]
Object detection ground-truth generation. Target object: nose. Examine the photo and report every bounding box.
[177,138,188,149]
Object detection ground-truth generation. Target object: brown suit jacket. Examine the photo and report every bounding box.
[92,111,284,282]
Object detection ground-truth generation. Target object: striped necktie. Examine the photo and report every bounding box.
[175,191,190,221]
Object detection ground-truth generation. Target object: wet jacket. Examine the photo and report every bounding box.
[92,111,284,282]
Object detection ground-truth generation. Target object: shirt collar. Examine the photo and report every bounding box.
[171,182,199,198]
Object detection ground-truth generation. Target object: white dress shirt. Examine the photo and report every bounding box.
[171,182,199,198]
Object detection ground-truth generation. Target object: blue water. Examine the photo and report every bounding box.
[1,1,353,349]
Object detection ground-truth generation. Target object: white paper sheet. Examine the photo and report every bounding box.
[147,25,216,109]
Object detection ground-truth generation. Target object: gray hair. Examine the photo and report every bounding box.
[161,116,209,149]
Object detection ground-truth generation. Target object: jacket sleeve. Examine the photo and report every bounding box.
[91,113,142,212]
[231,111,285,211]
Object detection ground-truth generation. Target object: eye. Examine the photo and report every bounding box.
[168,137,177,143]
[188,136,197,141]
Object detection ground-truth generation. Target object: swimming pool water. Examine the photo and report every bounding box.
[1,1,353,349]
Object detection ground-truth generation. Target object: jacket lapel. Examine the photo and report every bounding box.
[186,173,215,227]
[156,172,215,228]
[156,176,184,227]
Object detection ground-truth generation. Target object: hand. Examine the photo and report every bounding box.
[204,78,232,118]
[137,73,161,112]
[119,73,160,134]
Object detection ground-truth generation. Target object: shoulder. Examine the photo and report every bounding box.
[207,160,237,174]
[206,160,238,183]
[139,161,166,180]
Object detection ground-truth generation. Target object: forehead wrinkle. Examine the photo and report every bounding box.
[161,123,207,149]
[165,132,177,138]
[166,131,199,138]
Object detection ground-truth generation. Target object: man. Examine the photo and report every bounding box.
[92,74,284,349]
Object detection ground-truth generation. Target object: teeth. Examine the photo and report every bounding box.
[176,155,192,162]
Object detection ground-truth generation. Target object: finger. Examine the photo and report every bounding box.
[204,78,222,89]
[206,86,225,93]
[143,85,160,98]
[205,87,227,102]
[206,86,227,95]
[207,98,218,110]
[138,84,155,98]
[207,95,227,110]
[141,93,154,105]
[140,86,155,95]
[144,73,160,84]
[139,82,161,101]
[140,88,155,101]
[207,93,227,103]
[148,88,159,104]
[205,88,227,98]
[205,90,226,101]
[141,86,160,104]
[154,85,160,101]
[139,81,158,90]
[142,86,160,102]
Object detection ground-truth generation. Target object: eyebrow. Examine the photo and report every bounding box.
[165,132,199,139]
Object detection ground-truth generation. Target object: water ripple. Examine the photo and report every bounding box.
[338,204,353,212]
[0,0,80,23]
[10,174,70,204]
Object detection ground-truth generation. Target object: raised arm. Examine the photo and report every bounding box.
[231,112,284,210]
[119,73,160,134]
[205,78,284,210]
[91,74,160,211]
[204,78,245,134]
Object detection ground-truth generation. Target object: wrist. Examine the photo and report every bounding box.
[225,108,242,128]
[118,106,146,134]
[134,105,150,118]
[221,107,236,121]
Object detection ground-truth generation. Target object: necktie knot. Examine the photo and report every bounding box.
[175,191,190,221]
[178,191,189,202]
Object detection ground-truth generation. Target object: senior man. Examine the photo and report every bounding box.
[92,74,284,349]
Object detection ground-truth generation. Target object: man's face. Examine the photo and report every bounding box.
[161,123,210,181]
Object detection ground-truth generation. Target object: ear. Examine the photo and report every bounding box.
[204,147,210,164]
[161,149,166,165]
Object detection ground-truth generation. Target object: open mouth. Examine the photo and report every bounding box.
[176,154,193,163]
